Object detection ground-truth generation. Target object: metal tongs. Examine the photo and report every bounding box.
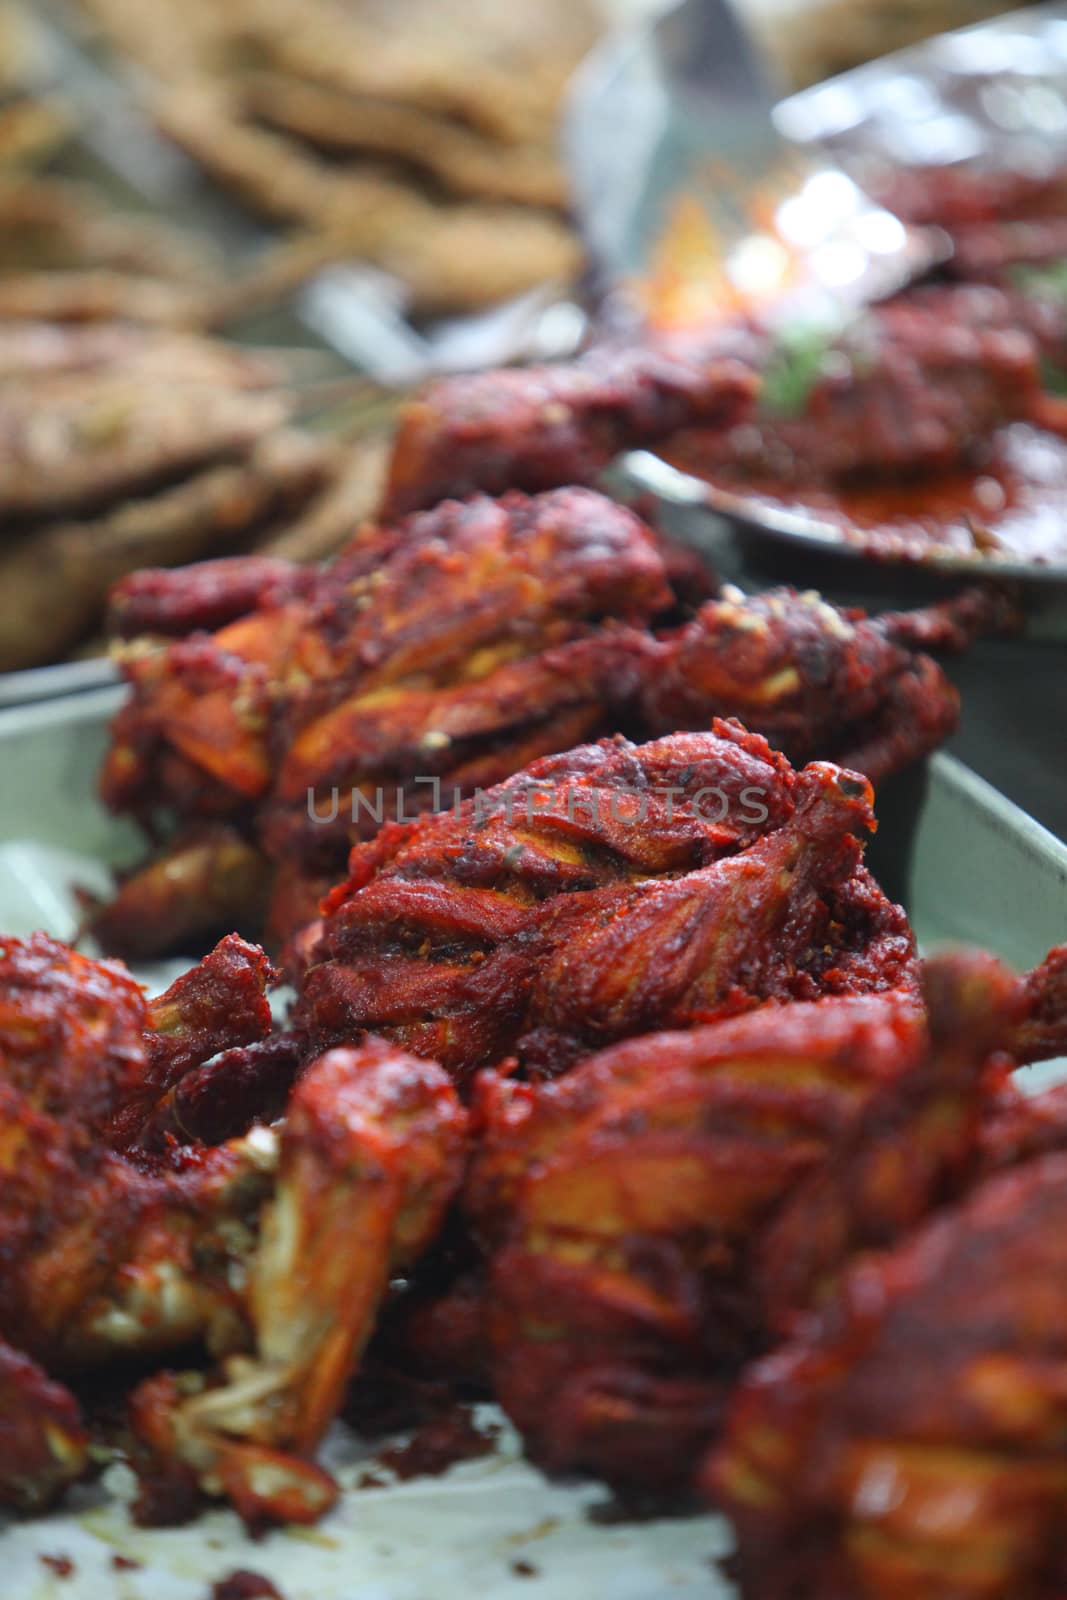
[565,0,939,330]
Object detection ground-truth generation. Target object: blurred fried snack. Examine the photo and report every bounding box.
[0,319,381,672]
[0,96,73,170]
[260,434,391,563]
[0,176,221,326]
[242,72,565,209]
[0,430,337,672]
[67,0,597,313]
[155,85,581,316]
[59,0,225,84]
[0,318,271,384]
[0,4,74,169]
[0,175,213,278]
[0,377,287,519]
[233,0,593,148]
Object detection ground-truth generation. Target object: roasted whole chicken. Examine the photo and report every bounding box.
[96,485,1007,959]
[0,931,467,1523]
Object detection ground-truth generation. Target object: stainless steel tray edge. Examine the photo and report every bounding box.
[874,751,1067,971]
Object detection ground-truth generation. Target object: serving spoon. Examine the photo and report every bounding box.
[565,0,940,330]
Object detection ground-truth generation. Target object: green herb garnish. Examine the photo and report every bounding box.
[1010,258,1067,303]
[759,322,835,417]
[1040,356,1067,397]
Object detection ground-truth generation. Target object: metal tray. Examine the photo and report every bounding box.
[0,657,118,713]
[0,689,1065,1595]
[631,3,1067,583]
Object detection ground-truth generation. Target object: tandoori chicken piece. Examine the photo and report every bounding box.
[294,725,913,1084]
[85,825,273,965]
[382,337,759,516]
[97,486,1003,958]
[0,931,277,1363]
[0,933,468,1524]
[752,951,1023,1340]
[100,487,671,820]
[107,932,277,1149]
[663,291,1043,493]
[110,555,300,639]
[470,950,1063,1492]
[711,1148,1067,1598]
[634,584,1010,784]
[98,489,675,952]
[126,1039,467,1527]
[469,989,927,1488]
[134,1031,305,1152]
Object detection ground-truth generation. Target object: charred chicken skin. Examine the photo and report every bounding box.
[381,335,759,517]
[3,920,1065,1536]
[98,487,672,955]
[294,724,917,1084]
[97,486,1000,959]
[469,950,1067,1496]
[0,933,467,1523]
[710,962,1067,1600]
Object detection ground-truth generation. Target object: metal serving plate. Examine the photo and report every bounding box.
[0,690,1064,1595]
[625,447,1067,583]
[632,3,1067,582]
[774,2,1067,185]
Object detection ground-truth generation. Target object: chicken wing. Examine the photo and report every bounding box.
[127,1039,467,1527]
[0,934,467,1524]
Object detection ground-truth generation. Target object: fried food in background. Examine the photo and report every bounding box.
[65,0,596,313]
[757,0,1018,89]
[0,321,393,672]
[0,3,73,170]
[0,176,224,327]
